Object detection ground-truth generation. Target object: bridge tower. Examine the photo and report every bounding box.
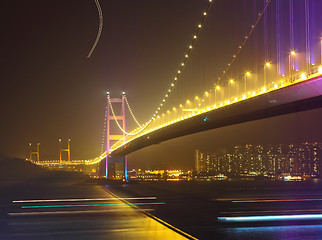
[105,92,127,181]
[29,142,40,164]
[59,139,70,164]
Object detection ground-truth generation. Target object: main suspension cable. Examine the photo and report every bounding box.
[124,95,143,129]
[108,96,149,136]
[217,0,272,84]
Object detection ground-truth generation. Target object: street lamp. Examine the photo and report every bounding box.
[229,79,234,101]
[204,91,209,108]
[320,37,322,66]
[215,85,220,107]
[264,62,270,90]
[289,51,295,82]
[244,72,250,95]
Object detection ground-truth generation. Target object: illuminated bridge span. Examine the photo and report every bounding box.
[38,0,322,180]
[87,67,322,166]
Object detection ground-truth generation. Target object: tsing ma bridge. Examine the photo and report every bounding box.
[36,0,322,180]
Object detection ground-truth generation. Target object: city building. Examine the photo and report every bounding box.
[195,142,322,178]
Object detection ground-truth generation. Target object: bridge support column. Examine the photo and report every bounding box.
[105,156,127,180]
[59,139,71,164]
[29,142,40,164]
[105,92,127,181]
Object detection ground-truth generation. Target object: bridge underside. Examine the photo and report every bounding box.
[111,77,322,156]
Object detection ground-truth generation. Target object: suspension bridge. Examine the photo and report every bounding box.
[35,0,322,180]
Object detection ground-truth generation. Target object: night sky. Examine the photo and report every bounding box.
[1,0,322,170]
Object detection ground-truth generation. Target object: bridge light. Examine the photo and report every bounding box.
[203,12,207,16]
[195,96,199,100]
[107,91,110,95]
[122,92,126,95]
[230,79,234,84]
[189,45,192,49]
[185,54,188,58]
[216,86,220,90]
[301,73,306,80]
[178,70,181,73]
[181,63,184,66]
[205,91,209,96]
[193,35,197,39]
[265,62,271,67]
[173,107,176,111]
[246,71,250,76]
[186,100,190,104]
[318,66,322,74]
[198,24,202,28]
[179,104,183,107]
[291,51,296,56]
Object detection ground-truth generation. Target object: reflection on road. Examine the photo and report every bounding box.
[0,182,191,240]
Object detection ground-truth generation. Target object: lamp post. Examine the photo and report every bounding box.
[244,72,250,96]
[215,86,220,107]
[289,51,295,82]
[185,99,190,113]
[320,37,322,66]
[229,79,234,101]
[204,91,209,108]
[195,96,199,110]
[264,62,270,90]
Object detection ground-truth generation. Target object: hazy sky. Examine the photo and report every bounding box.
[1,0,321,170]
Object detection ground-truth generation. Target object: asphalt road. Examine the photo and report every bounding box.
[0,180,191,240]
[106,180,322,240]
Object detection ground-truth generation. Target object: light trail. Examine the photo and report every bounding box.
[232,198,322,203]
[220,209,322,214]
[87,0,103,58]
[13,197,156,203]
[21,202,165,209]
[218,214,322,222]
[8,208,155,216]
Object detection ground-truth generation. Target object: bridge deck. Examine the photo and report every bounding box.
[112,76,322,156]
